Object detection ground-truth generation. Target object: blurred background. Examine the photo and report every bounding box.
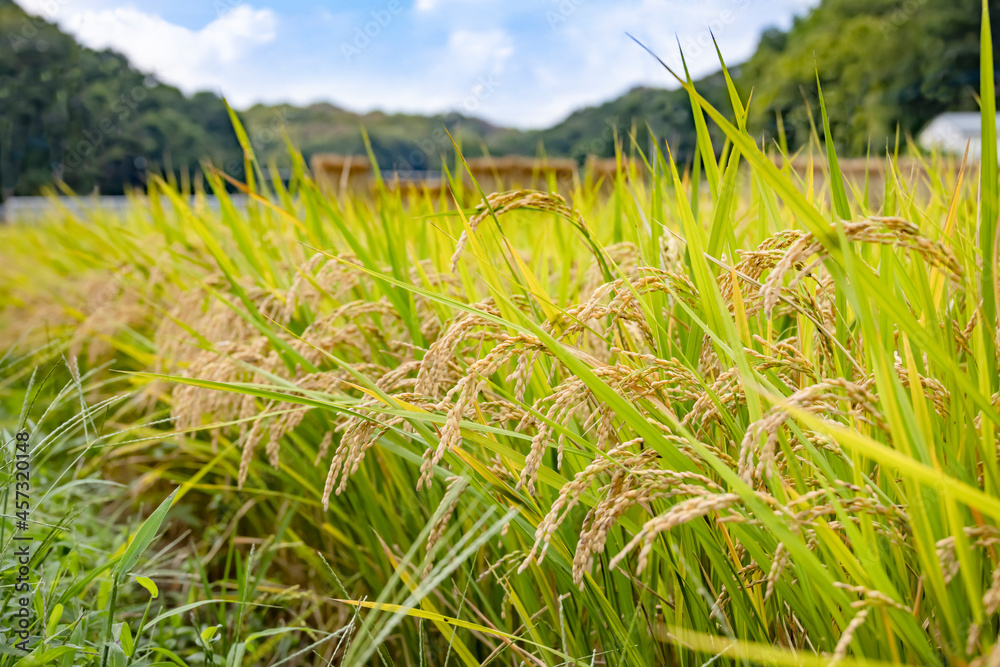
[0,0,994,200]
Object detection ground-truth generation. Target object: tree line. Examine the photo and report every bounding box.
[0,0,994,199]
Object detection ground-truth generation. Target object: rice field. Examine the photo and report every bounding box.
[1,36,1000,666]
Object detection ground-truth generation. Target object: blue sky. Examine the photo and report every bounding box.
[18,0,819,128]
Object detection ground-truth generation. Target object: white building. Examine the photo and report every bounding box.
[918,112,1000,157]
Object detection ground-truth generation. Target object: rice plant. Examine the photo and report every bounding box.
[2,10,1000,665]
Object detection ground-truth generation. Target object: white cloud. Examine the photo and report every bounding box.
[415,0,489,12]
[488,0,819,127]
[14,0,819,128]
[446,29,513,74]
[17,1,277,97]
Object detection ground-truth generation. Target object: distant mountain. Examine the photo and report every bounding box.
[240,75,732,176]
[508,75,733,163]
[240,102,525,174]
[2,0,997,198]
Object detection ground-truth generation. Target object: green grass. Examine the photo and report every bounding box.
[0,368,326,665]
[1,20,1000,665]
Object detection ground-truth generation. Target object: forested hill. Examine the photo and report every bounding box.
[238,79,732,177]
[739,0,998,154]
[237,103,522,177]
[1,0,996,198]
[0,0,241,198]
